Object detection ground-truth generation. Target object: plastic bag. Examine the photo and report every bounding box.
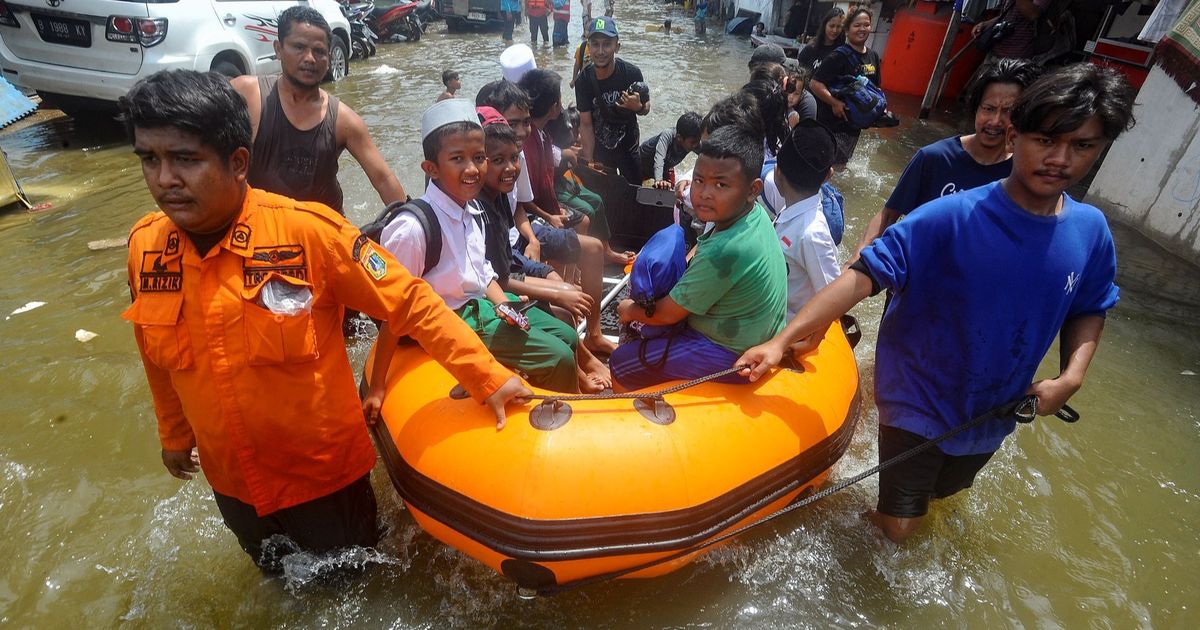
[258,278,313,316]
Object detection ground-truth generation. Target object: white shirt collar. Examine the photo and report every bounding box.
[774,193,822,225]
[424,180,483,221]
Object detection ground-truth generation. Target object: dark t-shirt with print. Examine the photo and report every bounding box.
[574,57,648,152]
[813,45,882,132]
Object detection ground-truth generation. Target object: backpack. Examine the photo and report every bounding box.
[819,182,844,246]
[831,45,887,130]
[359,199,444,273]
[626,224,687,343]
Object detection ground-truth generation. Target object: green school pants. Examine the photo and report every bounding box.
[456,296,579,393]
[557,176,611,242]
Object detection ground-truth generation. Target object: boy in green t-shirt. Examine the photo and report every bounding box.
[613,125,787,390]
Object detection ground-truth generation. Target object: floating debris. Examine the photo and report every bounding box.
[74,329,98,343]
[369,64,401,75]
[1183,370,1196,376]
[87,237,126,251]
[6,301,45,319]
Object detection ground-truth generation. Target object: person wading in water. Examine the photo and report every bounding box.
[231,6,406,215]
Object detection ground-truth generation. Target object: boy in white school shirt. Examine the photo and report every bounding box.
[773,120,841,319]
[377,99,579,394]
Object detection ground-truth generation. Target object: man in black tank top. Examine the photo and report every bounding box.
[231,7,405,216]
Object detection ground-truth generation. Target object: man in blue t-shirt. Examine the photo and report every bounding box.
[850,59,1042,264]
[736,64,1137,544]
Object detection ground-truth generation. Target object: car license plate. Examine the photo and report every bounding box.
[467,12,486,21]
[31,13,91,48]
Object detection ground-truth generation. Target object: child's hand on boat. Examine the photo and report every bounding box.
[485,376,534,430]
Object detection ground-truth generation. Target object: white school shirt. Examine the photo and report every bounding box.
[760,168,786,218]
[509,152,536,246]
[774,193,840,319]
[380,181,497,310]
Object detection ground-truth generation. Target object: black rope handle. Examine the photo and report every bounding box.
[525,366,747,403]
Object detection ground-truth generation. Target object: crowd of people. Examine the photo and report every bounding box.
[118,5,1139,574]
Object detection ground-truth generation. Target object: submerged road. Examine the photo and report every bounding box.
[1,3,1198,627]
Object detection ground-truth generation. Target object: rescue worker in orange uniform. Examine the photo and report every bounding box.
[119,70,532,572]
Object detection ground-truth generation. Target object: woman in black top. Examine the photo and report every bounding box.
[797,8,845,72]
[810,7,882,168]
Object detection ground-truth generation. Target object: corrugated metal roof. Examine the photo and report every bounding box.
[0,77,38,129]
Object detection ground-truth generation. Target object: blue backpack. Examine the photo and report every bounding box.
[626,224,687,341]
[819,182,844,246]
[832,45,887,129]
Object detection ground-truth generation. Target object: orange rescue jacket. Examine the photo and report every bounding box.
[123,187,514,515]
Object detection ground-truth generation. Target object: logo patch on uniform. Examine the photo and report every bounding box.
[230,223,252,249]
[138,251,183,292]
[363,247,387,280]
[164,231,180,256]
[243,244,308,287]
[351,233,369,262]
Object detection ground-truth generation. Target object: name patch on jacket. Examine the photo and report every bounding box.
[243,244,309,287]
[139,252,183,292]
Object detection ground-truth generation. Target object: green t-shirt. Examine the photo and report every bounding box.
[669,205,787,353]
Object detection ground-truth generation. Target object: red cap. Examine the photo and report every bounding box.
[476,106,508,127]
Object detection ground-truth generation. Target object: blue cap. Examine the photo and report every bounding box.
[588,16,618,38]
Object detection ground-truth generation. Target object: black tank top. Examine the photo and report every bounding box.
[247,75,344,214]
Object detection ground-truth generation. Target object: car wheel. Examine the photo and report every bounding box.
[211,60,243,78]
[325,38,349,82]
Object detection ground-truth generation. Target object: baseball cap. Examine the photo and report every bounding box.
[749,43,786,68]
[588,16,618,38]
[476,106,508,127]
[421,98,481,141]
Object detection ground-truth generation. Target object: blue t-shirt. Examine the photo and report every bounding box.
[885,136,1012,215]
[858,182,1119,455]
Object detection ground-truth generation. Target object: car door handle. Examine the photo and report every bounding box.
[223,13,237,26]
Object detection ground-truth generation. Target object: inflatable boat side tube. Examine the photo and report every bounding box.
[370,390,861,562]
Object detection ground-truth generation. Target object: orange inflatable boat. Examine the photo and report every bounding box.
[364,320,861,594]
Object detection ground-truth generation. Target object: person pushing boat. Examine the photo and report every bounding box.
[119,70,529,572]
[738,64,1137,544]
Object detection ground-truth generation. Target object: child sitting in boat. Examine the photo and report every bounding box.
[473,106,611,390]
[773,120,840,318]
[612,124,787,390]
[549,105,634,266]
[639,111,703,189]
[376,99,580,394]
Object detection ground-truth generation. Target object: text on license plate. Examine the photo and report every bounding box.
[467,12,486,21]
[31,14,91,47]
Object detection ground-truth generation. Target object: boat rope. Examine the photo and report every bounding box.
[524,366,746,402]
[528,395,1078,597]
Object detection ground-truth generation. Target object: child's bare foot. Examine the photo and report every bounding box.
[605,248,635,265]
[577,369,608,393]
[584,334,618,357]
[579,351,612,390]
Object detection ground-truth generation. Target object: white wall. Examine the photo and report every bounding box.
[1088,65,1200,266]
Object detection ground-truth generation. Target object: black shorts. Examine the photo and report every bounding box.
[876,426,995,519]
[213,473,378,573]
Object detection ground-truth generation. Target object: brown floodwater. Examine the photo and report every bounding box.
[2,3,1198,627]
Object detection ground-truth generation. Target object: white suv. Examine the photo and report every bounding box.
[0,0,351,113]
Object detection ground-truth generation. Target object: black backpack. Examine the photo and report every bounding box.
[360,199,442,272]
[359,198,485,273]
